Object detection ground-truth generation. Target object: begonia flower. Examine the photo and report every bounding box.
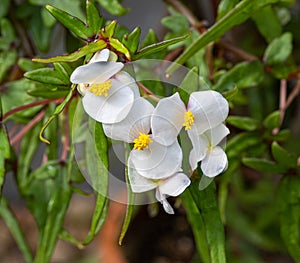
[70,49,139,124]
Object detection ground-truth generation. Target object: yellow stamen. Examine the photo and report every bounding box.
[89,80,112,97]
[133,132,152,151]
[182,110,195,130]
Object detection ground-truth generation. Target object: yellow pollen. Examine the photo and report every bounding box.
[89,80,112,97]
[133,133,152,151]
[182,110,195,130]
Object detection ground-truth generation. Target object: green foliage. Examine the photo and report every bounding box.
[1,1,300,262]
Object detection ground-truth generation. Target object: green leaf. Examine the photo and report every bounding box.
[86,0,103,37]
[18,58,45,72]
[252,6,282,42]
[263,110,280,130]
[278,175,300,263]
[167,0,284,74]
[213,61,265,92]
[217,0,240,20]
[140,29,158,48]
[46,4,88,39]
[242,157,287,173]
[0,0,10,18]
[83,121,109,245]
[34,166,72,263]
[161,13,189,33]
[178,66,199,104]
[96,0,129,16]
[27,86,69,99]
[0,50,17,82]
[122,27,141,54]
[24,67,70,85]
[184,180,227,263]
[264,32,293,65]
[0,198,33,263]
[133,33,191,60]
[110,38,131,59]
[1,18,16,43]
[226,116,261,131]
[53,62,72,84]
[271,141,297,168]
[33,39,106,63]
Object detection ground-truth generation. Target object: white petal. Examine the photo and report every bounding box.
[200,146,228,178]
[128,157,157,193]
[204,123,230,147]
[130,140,183,180]
[155,190,174,214]
[82,79,134,123]
[188,90,229,135]
[102,97,154,142]
[89,49,110,63]
[151,93,186,146]
[188,131,209,171]
[70,62,124,84]
[114,71,140,98]
[159,172,191,197]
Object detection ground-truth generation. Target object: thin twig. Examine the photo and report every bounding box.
[279,79,287,126]
[61,111,70,163]
[10,110,46,145]
[219,41,258,62]
[285,78,300,110]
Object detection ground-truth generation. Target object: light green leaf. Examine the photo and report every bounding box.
[1,18,16,43]
[96,0,129,16]
[0,198,33,263]
[213,61,264,92]
[101,20,117,38]
[217,0,240,20]
[33,39,106,63]
[226,116,261,131]
[264,32,293,65]
[110,38,131,59]
[242,157,287,173]
[252,6,282,42]
[134,33,190,60]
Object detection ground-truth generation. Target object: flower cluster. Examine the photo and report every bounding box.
[70,49,230,214]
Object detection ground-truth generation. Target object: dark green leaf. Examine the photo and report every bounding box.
[0,51,17,82]
[46,4,88,39]
[1,18,16,43]
[140,29,158,48]
[86,0,103,37]
[18,58,45,72]
[252,6,282,42]
[53,63,72,84]
[278,175,300,263]
[226,116,261,131]
[167,0,285,74]
[0,0,10,18]
[271,141,297,168]
[0,121,10,195]
[96,0,129,16]
[27,87,69,99]
[213,61,265,92]
[134,33,190,60]
[33,39,106,63]
[264,32,293,65]
[24,67,69,85]
[122,27,141,54]
[242,157,287,173]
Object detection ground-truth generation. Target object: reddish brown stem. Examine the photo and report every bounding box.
[10,110,46,145]
[2,98,63,121]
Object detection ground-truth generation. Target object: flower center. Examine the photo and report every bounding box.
[182,110,195,130]
[89,80,112,97]
[133,132,152,151]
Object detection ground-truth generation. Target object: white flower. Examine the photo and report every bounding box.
[70,49,139,124]
[103,97,183,180]
[128,160,190,214]
[189,124,229,177]
[151,91,229,172]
